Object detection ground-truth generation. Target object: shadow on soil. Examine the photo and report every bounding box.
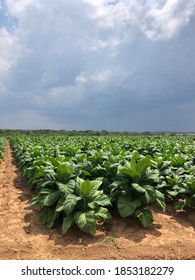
[151,204,195,231]
[22,209,163,247]
[20,203,195,249]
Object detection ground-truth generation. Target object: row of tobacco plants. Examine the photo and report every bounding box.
[0,137,6,160]
[10,135,195,236]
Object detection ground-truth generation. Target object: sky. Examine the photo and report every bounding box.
[0,0,195,132]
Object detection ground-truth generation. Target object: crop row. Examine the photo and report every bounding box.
[0,137,6,159]
[10,135,195,235]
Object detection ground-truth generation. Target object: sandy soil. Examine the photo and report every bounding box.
[0,142,195,260]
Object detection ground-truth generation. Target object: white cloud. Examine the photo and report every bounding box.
[142,0,195,40]
[0,27,20,74]
[90,37,121,51]
[76,69,112,84]
[0,27,15,56]
[75,74,89,83]
[6,0,38,15]
[84,0,134,27]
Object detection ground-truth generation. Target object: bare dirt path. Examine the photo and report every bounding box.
[0,142,195,260]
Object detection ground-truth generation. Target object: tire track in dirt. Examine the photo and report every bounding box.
[0,141,34,258]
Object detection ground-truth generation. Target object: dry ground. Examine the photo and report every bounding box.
[0,142,195,260]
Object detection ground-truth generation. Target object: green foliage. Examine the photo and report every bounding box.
[31,177,111,235]
[9,134,195,234]
[0,137,6,159]
[135,209,154,227]
[117,196,141,217]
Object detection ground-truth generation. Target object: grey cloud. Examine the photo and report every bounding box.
[0,0,195,131]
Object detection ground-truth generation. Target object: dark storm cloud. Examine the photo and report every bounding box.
[0,0,195,131]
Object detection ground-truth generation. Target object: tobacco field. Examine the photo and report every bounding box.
[2,135,193,236]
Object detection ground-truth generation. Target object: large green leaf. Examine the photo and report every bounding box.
[74,211,96,236]
[63,194,81,215]
[130,155,137,171]
[94,207,112,220]
[57,180,75,195]
[42,190,61,206]
[117,195,141,217]
[130,151,139,171]
[155,190,166,211]
[145,168,159,183]
[90,179,103,193]
[135,209,153,227]
[57,164,72,183]
[136,156,151,175]
[62,215,74,234]
[131,183,146,193]
[80,179,92,197]
[55,197,65,212]
[119,168,141,181]
[78,178,103,198]
[39,207,59,229]
[88,191,111,209]
[143,185,157,203]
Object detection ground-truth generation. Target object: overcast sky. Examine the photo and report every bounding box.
[0,0,195,132]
